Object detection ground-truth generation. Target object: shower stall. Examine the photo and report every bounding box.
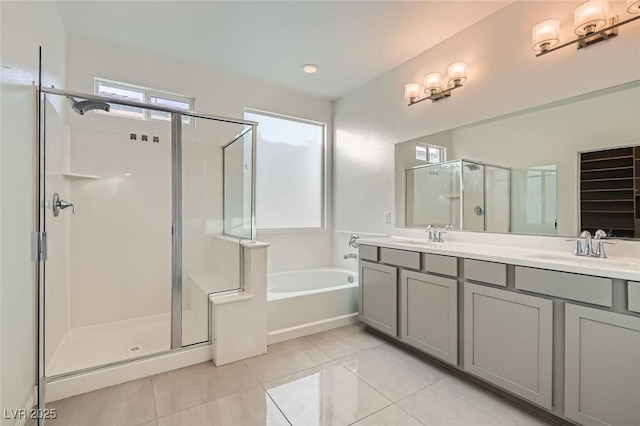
[36,86,257,397]
[405,159,511,232]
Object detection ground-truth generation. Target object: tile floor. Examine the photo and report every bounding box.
[46,323,553,426]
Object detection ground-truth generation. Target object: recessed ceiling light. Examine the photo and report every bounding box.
[301,64,319,74]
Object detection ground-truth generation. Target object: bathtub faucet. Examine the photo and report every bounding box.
[343,253,358,260]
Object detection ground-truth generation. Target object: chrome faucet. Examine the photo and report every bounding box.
[348,234,360,249]
[571,229,617,258]
[580,230,593,256]
[425,225,435,241]
[343,253,358,260]
[425,224,452,243]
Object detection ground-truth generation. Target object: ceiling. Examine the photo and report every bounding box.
[55,1,511,100]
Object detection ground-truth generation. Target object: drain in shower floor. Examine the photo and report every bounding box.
[129,346,142,353]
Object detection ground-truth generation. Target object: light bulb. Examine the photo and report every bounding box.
[404,83,421,101]
[423,73,442,93]
[447,62,467,86]
[574,0,610,35]
[532,19,560,51]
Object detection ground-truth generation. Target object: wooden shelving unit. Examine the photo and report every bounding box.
[579,146,638,238]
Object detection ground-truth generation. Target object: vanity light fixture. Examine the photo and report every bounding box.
[404,61,467,106]
[533,0,640,57]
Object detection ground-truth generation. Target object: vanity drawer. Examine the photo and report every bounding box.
[359,245,378,262]
[515,267,612,307]
[380,248,420,269]
[423,254,458,277]
[465,259,507,286]
[629,282,640,313]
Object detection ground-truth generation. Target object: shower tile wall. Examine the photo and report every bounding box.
[68,125,172,328]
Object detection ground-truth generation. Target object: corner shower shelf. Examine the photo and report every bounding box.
[60,172,101,180]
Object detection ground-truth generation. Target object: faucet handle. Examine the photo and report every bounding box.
[579,230,592,239]
[594,229,607,239]
[593,240,617,258]
[440,224,452,242]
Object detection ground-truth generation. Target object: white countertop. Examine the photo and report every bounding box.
[359,237,640,281]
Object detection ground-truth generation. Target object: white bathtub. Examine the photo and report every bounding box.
[267,268,359,344]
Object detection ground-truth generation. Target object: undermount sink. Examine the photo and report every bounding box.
[527,253,635,268]
[391,238,443,247]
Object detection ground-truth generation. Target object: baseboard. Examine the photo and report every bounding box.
[45,344,212,402]
[267,313,359,345]
[14,387,36,426]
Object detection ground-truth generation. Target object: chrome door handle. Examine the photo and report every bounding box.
[52,192,75,217]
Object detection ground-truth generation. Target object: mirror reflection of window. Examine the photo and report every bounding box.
[415,144,446,163]
[428,147,442,163]
[511,165,557,235]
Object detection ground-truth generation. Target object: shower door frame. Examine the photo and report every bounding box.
[35,86,258,413]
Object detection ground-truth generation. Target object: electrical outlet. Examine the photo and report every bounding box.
[384,211,391,224]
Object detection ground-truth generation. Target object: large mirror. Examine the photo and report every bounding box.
[396,81,640,238]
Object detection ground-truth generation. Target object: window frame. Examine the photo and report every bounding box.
[416,143,447,164]
[244,108,327,232]
[94,78,195,125]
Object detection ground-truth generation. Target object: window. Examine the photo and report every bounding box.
[416,144,446,163]
[94,78,195,124]
[245,110,325,229]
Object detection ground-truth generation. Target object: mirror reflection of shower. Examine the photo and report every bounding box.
[405,159,511,232]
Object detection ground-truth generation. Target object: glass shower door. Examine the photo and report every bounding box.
[42,92,173,377]
[462,162,486,231]
[180,116,255,346]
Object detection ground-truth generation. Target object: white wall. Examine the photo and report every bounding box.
[334,1,640,237]
[0,0,66,421]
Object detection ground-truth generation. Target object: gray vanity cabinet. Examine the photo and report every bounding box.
[464,282,553,409]
[400,270,458,365]
[359,260,398,337]
[565,304,640,426]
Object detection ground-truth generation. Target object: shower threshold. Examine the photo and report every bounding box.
[46,310,206,377]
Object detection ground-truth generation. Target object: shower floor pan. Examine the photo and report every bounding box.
[46,310,206,377]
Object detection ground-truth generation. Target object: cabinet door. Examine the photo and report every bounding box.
[565,304,640,426]
[359,261,397,337]
[400,270,458,365]
[464,283,553,409]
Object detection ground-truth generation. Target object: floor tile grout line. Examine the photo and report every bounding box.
[148,376,160,421]
[334,359,395,406]
[394,373,452,405]
[302,333,363,360]
[393,402,429,426]
[335,346,453,406]
[152,361,264,420]
[243,360,293,425]
[344,402,394,426]
[261,357,338,386]
[264,387,294,426]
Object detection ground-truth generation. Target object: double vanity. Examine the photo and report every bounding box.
[357,236,640,426]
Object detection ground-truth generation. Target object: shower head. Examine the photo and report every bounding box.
[67,97,110,115]
[464,164,481,171]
